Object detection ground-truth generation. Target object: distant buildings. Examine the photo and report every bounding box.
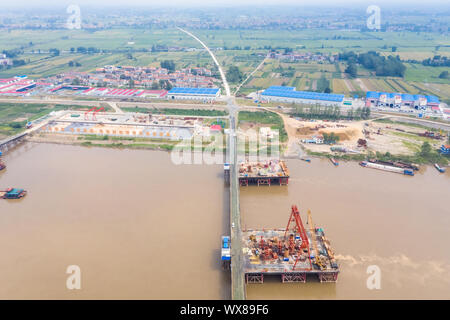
[365,91,440,110]
[269,51,336,63]
[42,65,217,90]
[260,86,344,106]
[167,87,220,101]
[0,54,12,67]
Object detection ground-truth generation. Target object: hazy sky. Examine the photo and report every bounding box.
[2,0,447,7]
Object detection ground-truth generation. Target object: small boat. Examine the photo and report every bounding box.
[330,158,339,166]
[300,157,311,163]
[0,188,27,199]
[434,163,446,173]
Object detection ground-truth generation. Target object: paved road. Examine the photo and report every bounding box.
[227,97,246,300]
[107,101,124,114]
[234,55,267,96]
[177,27,245,300]
[0,111,66,148]
[0,97,229,111]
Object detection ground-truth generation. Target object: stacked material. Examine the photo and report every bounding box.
[239,160,289,178]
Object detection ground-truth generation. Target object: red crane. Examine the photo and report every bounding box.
[84,107,97,120]
[92,107,105,121]
[284,205,313,270]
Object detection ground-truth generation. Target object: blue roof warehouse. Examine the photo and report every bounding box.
[260,86,344,106]
[167,87,220,101]
[365,91,440,110]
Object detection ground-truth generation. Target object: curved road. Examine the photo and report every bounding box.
[177,27,245,300]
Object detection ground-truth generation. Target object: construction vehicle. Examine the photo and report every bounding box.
[307,210,326,270]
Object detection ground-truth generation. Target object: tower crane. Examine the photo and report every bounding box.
[284,205,312,271]
[84,107,97,120]
[92,107,105,121]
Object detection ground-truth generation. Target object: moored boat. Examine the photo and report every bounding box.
[360,161,414,176]
[434,163,446,173]
[330,158,339,166]
[0,188,27,199]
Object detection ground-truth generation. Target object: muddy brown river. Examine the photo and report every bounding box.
[0,143,449,299]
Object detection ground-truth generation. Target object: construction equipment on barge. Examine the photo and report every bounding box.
[434,163,446,173]
[0,188,27,199]
[242,205,339,284]
[238,160,289,186]
[360,161,414,176]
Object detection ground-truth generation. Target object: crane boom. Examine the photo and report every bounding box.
[285,205,312,271]
[92,107,105,121]
[84,107,97,120]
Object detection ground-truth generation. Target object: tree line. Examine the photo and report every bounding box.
[340,51,406,78]
[292,104,371,121]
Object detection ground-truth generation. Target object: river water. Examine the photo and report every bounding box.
[0,143,449,299]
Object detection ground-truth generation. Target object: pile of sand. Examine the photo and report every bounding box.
[318,127,362,141]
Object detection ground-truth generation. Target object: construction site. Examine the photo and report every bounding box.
[39,108,221,141]
[238,160,290,186]
[242,205,339,284]
[282,115,449,157]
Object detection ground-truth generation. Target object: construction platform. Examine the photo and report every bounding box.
[238,160,289,186]
[242,206,339,284]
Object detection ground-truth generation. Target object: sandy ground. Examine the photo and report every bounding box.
[279,114,447,157]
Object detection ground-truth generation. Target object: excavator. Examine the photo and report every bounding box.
[307,209,327,271]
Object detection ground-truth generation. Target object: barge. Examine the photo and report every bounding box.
[368,159,419,171]
[243,205,339,284]
[0,188,27,199]
[360,161,414,176]
[239,160,289,186]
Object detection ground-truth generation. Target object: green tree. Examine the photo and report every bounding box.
[161,60,176,72]
[439,71,449,79]
[345,63,357,78]
[419,141,432,157]
[226,66,243,83]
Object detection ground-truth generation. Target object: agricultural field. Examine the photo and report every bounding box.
[0,102,105,138]
[0,27,449,101]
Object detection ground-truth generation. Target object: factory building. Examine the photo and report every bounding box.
[260,86,344,106]
[167,87,221,101]
[365,91,440,110]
